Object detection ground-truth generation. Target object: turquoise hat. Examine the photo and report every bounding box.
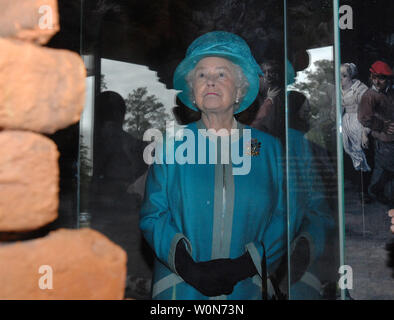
[173,31,263,114]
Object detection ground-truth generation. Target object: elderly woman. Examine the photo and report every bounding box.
[139,31,287,300]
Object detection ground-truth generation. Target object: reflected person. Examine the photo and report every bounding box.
[340,63,371,201]
[358,61,394,205]
[341,63,370,170]
[92,91,147,205]
[250,60,285,143]
[286,90,335,299]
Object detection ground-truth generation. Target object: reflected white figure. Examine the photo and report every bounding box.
[341,63,370,171]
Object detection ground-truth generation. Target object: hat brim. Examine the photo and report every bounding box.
[370,65,394,77]
[173,52,261,114]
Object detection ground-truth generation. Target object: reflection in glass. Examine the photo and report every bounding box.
[285,0,342,300]
[78,0,345,299]
[80,5,180,296]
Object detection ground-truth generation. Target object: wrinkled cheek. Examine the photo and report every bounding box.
[193,88,204,106]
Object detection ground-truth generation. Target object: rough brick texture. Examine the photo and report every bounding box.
[0,131,59,231]
[0,228,127,299]
[0,38,86,134]
[0,0,59,44]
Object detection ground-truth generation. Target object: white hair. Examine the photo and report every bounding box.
[342,63,358,79]
[185,59,249,109]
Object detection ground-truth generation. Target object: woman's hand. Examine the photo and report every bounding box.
[389,209,394,233]
[175,242,256,296]
[175,241,234,296]
[192,259,244,296]
[196,252,257,293]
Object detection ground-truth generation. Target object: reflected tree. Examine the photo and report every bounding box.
[124,87,170,139]
[100,74,108,91]
[293,59,336,154]
[293,59,335,118]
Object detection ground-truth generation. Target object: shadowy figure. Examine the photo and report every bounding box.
[341,63,370,171]
[249,60,285,144]
[290,91,337,206]
[286,90,336,299]
[88,91,153,299]
[340,63,372,202]
[91,91,148,206]
[358,61,394,205]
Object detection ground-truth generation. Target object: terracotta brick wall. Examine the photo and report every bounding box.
[0,0,127,299]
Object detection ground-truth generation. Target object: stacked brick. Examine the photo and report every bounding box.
[0,0,127,299]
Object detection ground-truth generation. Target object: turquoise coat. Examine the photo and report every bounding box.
[140,120,287,300]
[287,128,335,299]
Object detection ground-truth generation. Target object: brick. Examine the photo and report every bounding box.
[0,38,86,134]
[0,131,59,231]
[0,0,59,44]
[0,228,127,299]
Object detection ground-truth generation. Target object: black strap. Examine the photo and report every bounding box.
[261,243,287,300]
[261,243,268,300]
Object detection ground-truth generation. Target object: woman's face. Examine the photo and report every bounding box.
[340,66,352,89]
[192,57,238,114]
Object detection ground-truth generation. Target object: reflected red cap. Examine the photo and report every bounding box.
[369,61,393,76]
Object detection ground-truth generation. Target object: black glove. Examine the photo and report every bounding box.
[175,241,257,296]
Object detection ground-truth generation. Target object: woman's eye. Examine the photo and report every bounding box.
[198,73,205,78]
[219,72,226,78]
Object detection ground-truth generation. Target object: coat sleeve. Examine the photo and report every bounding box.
[139,160,192,275]
[245,138,287,277]
[358,90,385,131]
[250,99,276,133]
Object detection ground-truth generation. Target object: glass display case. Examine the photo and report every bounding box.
[68,0,393,299]
[284,0,343,300]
